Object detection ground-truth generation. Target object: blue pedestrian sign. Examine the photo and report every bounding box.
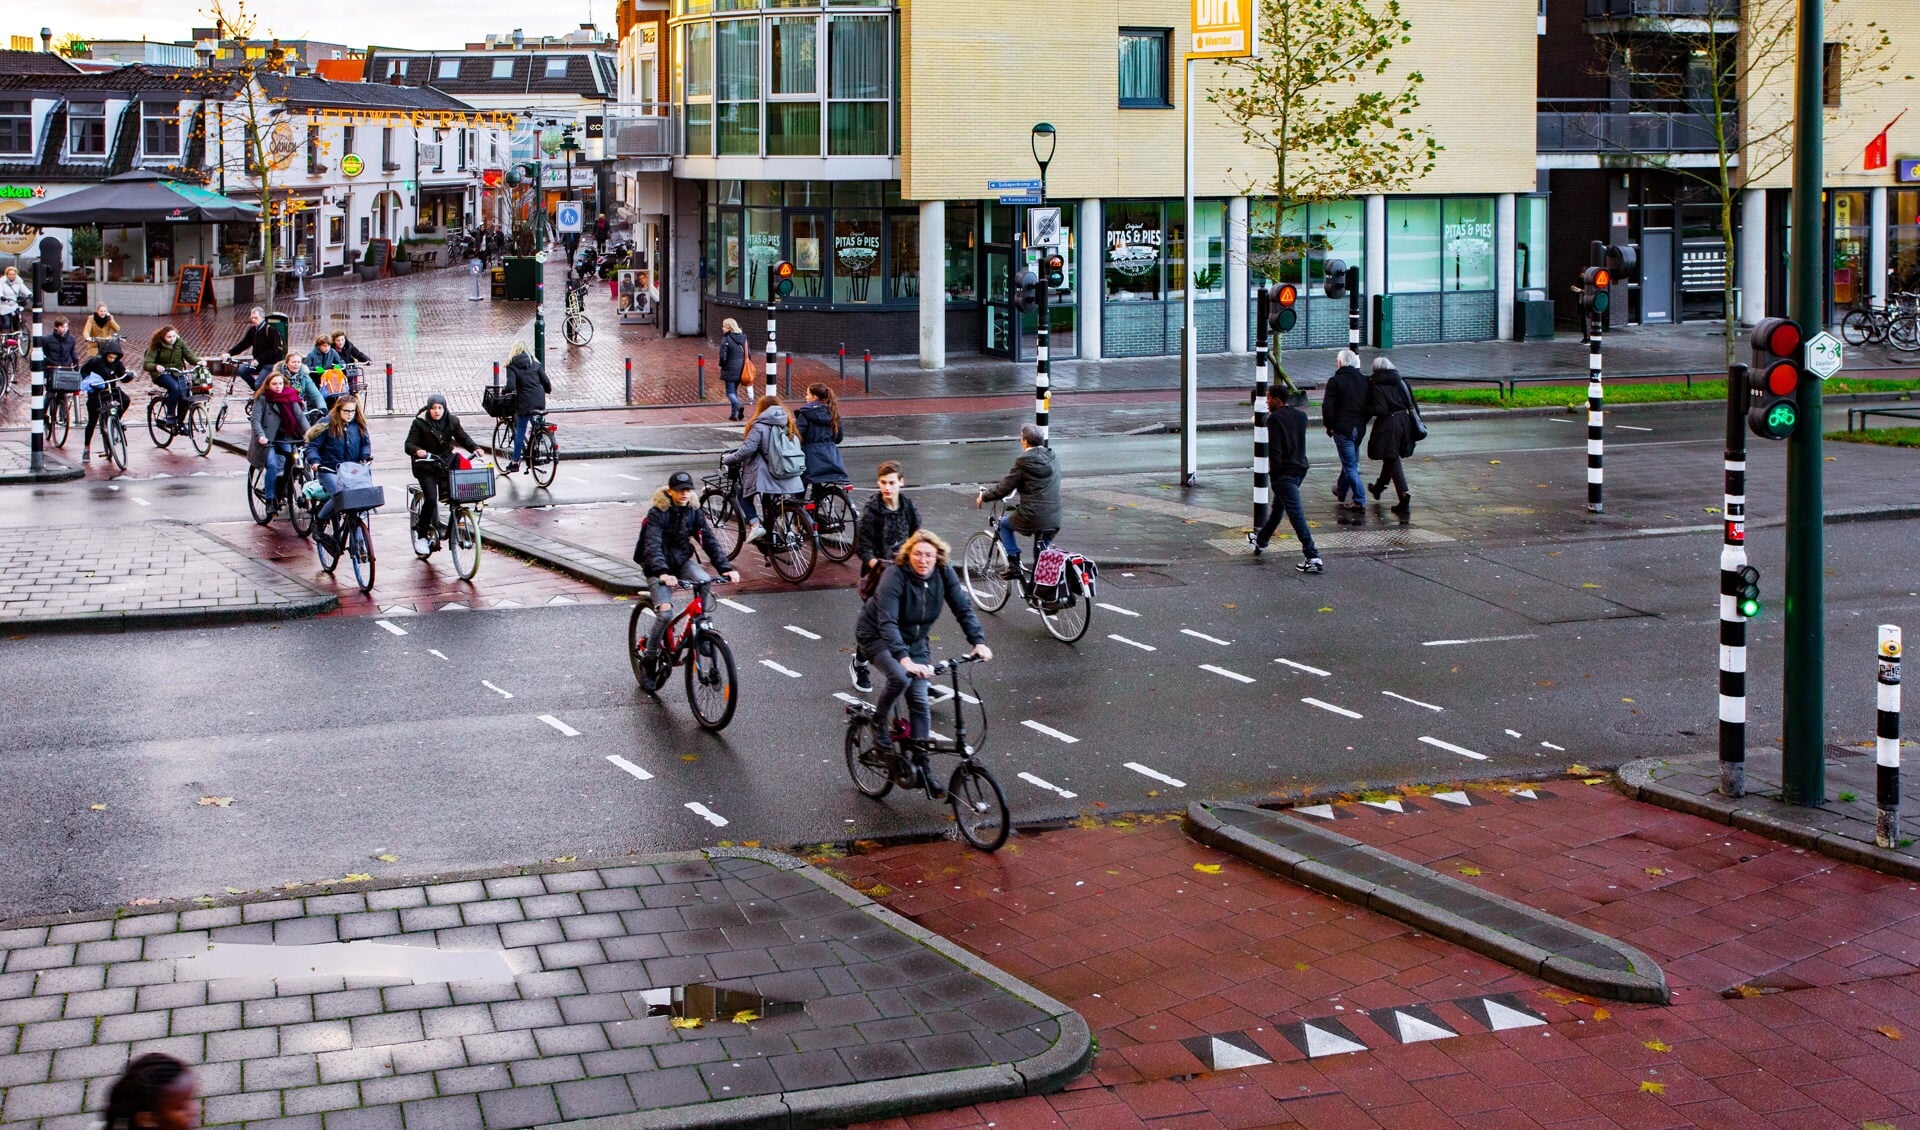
[554,200,584,234]
[988,179,1043,191]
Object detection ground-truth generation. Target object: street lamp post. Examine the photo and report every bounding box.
[1030,123,1056,444]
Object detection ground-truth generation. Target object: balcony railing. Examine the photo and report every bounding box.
[606,104,675,161]
[1537,99,1736,154]
[1585,0,1740,19]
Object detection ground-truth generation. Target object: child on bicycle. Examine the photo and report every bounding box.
[79,341,129,462]
[848,460,920,693]
[305,395,373,552]
[637,470,740,691]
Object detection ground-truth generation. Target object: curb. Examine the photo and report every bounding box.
[0,459,85,484]
[1184,800,1670,1004]
[483,520,650,594]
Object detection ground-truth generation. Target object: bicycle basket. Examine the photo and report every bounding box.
[480,386,514,419]
[50,369,83,393]
[189,370,215,395]
[448,466,496,503]
[335,485,386,513]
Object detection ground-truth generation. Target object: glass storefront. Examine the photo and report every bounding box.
[1829,189,1870,319]
[704,180,917,309]
[1102,199,1226,357]
[1250,199,1365,350]
[1892,189,1920,296]
[1516,195,1549,295]
[1386,196,1496,343]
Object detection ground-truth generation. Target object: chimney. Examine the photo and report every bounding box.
[512,28,524,50]
[389,68,403,85]
[485,34,497,48]
[39,28,51,53]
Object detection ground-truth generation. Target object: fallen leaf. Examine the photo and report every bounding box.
[1580,582,1601,589]
[717,840,734,848]
[1223,603,1236,610]
[669,1017,703,1030]
[1643,1040,1672,1052]
[1294,962,1311,971]
[1317,606,1333,613]
[281,882,304,891]
[741,840,761,848]
[1875,1025,1904,1041]
[129,897,160,907]
[1146,789,1161,798]
[1704,507,1722,514]
[1593,1007,1612,1021]
[197,796,235,807]
[1730,983,1765,998]
[681,754,699,762]
[89,804,107,812]
[1568,764,1593,775]
[373,854,399,863]
[1645,868,1668,876]
[1639,1081,1665,1095]
[1489,459,1501,465]
[1621,697,1635,703]
[344,873,373,882]
[1583,778,1606,786]
[1457,866,1483,877]
[551,855,576,863]
[1193,863,1222,874]
[730,1009,760,1024]
[224,886,244,894]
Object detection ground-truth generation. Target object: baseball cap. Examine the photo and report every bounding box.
[667,471,695,490]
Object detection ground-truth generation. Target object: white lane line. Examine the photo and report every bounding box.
[719,598,755,613]
[1421,634,1537,647]
[481,680,514,699]
[132,497,151,507]
[106,483,120,491]
[538,715,581,737]
[428,649,449,661]
[606,755,654,781]
[1275,658,1331,677]
[833,692,872,708]
[1019,772,1079,800]
[1181,629,1233,646]
[569,476,592,485]
[1420,736,1489,761]
[1021,719,1080,744]
[1382,690,1443,712]
[783,625,821,640]
[1108,634,1157,651]
[760,660,803,678]
[1616,425,1653,432]
[1302,697,1363,719]
[1505,729,1523,738]
[1540,740,1567,751]
[684,802,729,827]
[1201,664,1255,684]
[616,473,643,481]
[1097,602,1139,617]
[1549,416,1576,424]
[375,620,407,636]
[1124,762,1187,788]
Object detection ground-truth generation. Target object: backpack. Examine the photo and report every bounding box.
[767,424,807,480]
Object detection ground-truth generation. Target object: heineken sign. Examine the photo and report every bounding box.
[341,154,364,178]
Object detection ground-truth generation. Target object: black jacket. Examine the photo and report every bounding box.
[856,562,986,660]
[229,323,286,367]
[404,410,477,462]
[638,488,732,575]
[1365,369,1417,460]
[1321,365,1369,434]
[504,353,551,414]
[718,331,748,383]
[41,330,80,369]
[794,402,848,483]
[334,338,371,365]
[1270,403,1310,478]
[981,445,1063,535]
[855,494,921,570]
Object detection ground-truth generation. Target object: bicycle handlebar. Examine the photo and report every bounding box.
[673,577,733,590]
[931,654,986,674]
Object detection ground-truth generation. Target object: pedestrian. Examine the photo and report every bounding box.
[102,1051,200,1129]
[1248,386,1323,572]
[796,382,848,499]
[226,306,285,390]
[1364,356,1418,513]
[720,392,804,546]
[79,339,130,461]
[0,265,31,330]
[83,302,121,360]
[717,317,752,421]
[404,394,479,552]
[635,470,740,690]
[141,326,198,428]
[501,341,551,473]
[1321,349,1369,511]
[594,212,611,245]
[41,314,81,372]
[849,459,921,693]
[249,367,306,504]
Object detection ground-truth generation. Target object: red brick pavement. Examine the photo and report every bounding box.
[832,781,1920,1129]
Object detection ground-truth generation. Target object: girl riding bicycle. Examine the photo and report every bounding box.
[797,383,848,498]
[79,341,130,462]
[721,393,804,546]
[404,394,479,552]
[305,394,373,550]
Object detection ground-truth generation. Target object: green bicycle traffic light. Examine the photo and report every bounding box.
[1747,317,1803,441]
[1736,565,1763,619]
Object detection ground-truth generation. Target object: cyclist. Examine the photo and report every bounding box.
[264,358,326,423]
[302,335,349,404]
[849,459,920,693]
[330,330,371,368]
[141,325,199,429]
[0,265,30,330]
[796,383,848,500]
[305,394,373,552]
[78,340,130,462]
[41,315,81,372]
[82,302,121,361]
[976,423,1061,580]
[103,1051,200,1130]
[501,341,551,473]
[249,367,307,504]
[721,393,804,546]
[225,306,285,390]
[637,470,741,691]
[855,529,992,788]
[404,393,479,554]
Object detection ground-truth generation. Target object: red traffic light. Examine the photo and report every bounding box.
[774,261,794,280]
[1581,266,1610,290]
[1752,316,1801,358]
[1760,359,1798,396]
[1276,284,1297,308]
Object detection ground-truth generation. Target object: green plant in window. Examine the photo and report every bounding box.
[1194,266,1222,293]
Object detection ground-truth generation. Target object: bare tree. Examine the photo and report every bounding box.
[192,0,302,307]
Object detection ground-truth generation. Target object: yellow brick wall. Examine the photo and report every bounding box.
[901,0,1539,202]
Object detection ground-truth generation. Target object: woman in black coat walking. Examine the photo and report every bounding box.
[1364,357,1416,513]
[717,318,751,421]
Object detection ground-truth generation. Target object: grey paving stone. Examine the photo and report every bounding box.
[388,1037,468,1075]
[582,1047,657,1077]
[0,994,64,1025]
[535,939,606,969]
[626,1064,712,1111]
[208,923,274,944]
[179,906,244,931]
[336,911,401,941]
[356,1071,437,1107]
[46,922,112,945]
[396,905,462,933]
[347,1010,424,1049]
[0,927,50,949]
[303,894,369,917]
[541,871,604,894]
[365,888,426,912]
[168,1001,241,1035]
[497,919,564,949]
[487,998,562,1033]
[580,962,650,996]
[698,1055,782,1098]
[192,1059,241,1097]
[461,1029,537,1065]
[241,899,306,924]
[316,1045,397,1084]
[600,934,670,962]
[652,1038,730,1070]
[241,1113,324,1130]
[457,900,525,927]
[617,907,688,935]
[28,965,102,999]
[424,881,487,905]
[202,1088,284,1125]
[74,939,141,965]
[321,1104,404,1130]
[244,995,316,1028]
[768,1048,859,1091]
[908,1031,994,1071]
[639,955,713,985]
[446,972,517,1004]
[513,970,585,1001]
[790,1024,866,1053]
[554,1075,636,1121]
[206,976,281,1004]
[244,1053,320,1090]
[859,1015,931,1044]
[531,1023,610,1056]
[274,916,341,945]
[0,1050,52,1087]
[508,1054,586,1088]
[280,1020,353,1055]
[579,888,644,914]
[420,1004,494,1041]
[720,1030,801,1060]
[556,993,629,1025]
[478,1082,560,1129]
[111,914,179,939]
[313,988,385,1020]
[5,944,77,973]
[96,1010,169,1044]
[207,1026,281,1063]
[126,1034,205,1063]
[18,1017,97,1052]
[136,981,211,1012]
[481,877,544,899]
[559,913,625,941]
[379,984,451,1013]
[282,1081,362,1116]
[435,1061,513,1095]
[105,961,174,987]
[141,930,212,960]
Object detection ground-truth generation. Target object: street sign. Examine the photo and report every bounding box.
[1027,206,1062,249]
[1191,0,1258,58]
[998,194,1040,205]
[554,200,584,234]
[1804,330,1843,379]
[988,179,1042,191]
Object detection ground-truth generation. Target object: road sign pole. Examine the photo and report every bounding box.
[1877,625,1903,847]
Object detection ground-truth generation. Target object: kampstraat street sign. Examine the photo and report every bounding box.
[1804,330,1843,379]
[999,194,1040,205]
[1027,206,1062,249]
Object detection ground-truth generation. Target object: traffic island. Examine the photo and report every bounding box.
[0,439,84,484]
[1185,799,1670,1003]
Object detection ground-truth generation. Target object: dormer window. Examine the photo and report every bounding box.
[545,57,568,78]
[438,59,458,80]
[69,101,106,156]
[141,101,181,157]
[492,58,514,79]
[0,101,30,156]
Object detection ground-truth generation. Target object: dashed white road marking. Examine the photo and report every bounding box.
[1302,697,1363,719]
[684,802,728,827]
[1505,729,1523,738]
[783,625,821,640]
[106,484,120,491]
[1201,664,1255,684]
[538,715,581,737]
[1275,658,1331,676]
[375,620,407,636]
[1108,634,1157,651]
[1421,634,1537,647]
[1540,741,1567,751]
[1124,762,1186,788]
[132,497,150,507]
[606,755,654,781]
[428,649,449,661]
[718,598,755,613]
[1616,425,1653,432]
[1420,736,1489,761]
[616,473,643,481]
[569,476,593,485]
[1181,628,1233,646]
[481,680,514,699]
[833,692,871,708]
[1021,720,1080,744]
[1381,690,1443,712]
[1549,417,1576,424]
[1097,602,1139,617]
[1018,772,1078,799]
[760,660,802,678]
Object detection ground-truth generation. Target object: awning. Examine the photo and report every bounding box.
[8,171,260,226]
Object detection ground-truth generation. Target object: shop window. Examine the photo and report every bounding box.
[788,212,828,299]
[1119,30,1170,108]
[1106,202,1165,302]
[720,210,742,295]
[67,101,106,157]
[1891,189,1920,295]
[1387,198,1442,292]
[1516,195,1549,293]
[834,208,882,304]
[888,212,918,301]
[140,101,180,157]
[1443,198,1495,292]
[828,15,888,155]
[705,205,719,297]
[946,206,978,303]
[717,18,760,155]
[1187,200,1226,298]
[746,206,780,301]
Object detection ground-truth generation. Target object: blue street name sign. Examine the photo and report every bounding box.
[988,179,1043,191]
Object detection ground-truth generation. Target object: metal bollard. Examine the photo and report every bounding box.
[697,355,706,401]
[839,342,846,383]
[492,361,501,387]
[625,357,632,406]
[1877,625,1903,848]
[785,353,794,397]
[863,349,871,395]
[385,363,394,413]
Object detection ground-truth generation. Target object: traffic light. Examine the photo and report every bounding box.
[1324,260,1347,299]
[1736,565,1763,619]
[1268,283,1298,333]
[1605,243,1638,282]
[770,260,794,299]
[1578,266,1611,323]
[36,237,60,294]
[1042,253,1065,291]
[1012,269,1040,311]
[1747,316,1803,440]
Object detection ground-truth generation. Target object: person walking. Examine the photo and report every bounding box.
[83,302,121,360]
[404,394,479,552]
[721,393,804,545]
[636,470,740,690]
[1248,386,1323,572]
[976,423,1062,580]
[717,317,752,421]
[501,341,551,473]
[848,459,921,693]
[102,1051,200,1129]
[1364,356,1417,513]
[1321,349,1369,511]
[796,383,848,499]
[594,212,611,245]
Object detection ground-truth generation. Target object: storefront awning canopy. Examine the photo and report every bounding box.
[8,171,260,227]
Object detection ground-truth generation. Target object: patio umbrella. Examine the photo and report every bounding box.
[7,171,259,226]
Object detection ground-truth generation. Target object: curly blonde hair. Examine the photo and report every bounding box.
[893,528,949,568]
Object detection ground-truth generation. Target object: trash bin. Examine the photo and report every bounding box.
[1371,294,1394,349]
[1514,296,1556,342]
[265,311,291,352]
[489,266,506,300]
[502,256,539,301]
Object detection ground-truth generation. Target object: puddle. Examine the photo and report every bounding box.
[639,984,803,1022]
[175,941,517,984]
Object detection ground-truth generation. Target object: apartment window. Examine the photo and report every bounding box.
[492,57,514,79]
[716,18,760,155]
[432,130,445,171]
[68,101,106,157]
[457,127,468,169]
[545,57,568,78]
[306,122,321,173]
[0,100,28,155]
[767,15,819,156]
[438,59,459,80]
[1823,42,1843,106]
[382,127,395,170]
[141,101,181,156]
[683,22,713,154]
[1119,29,1170,108]
[828,14,887,155]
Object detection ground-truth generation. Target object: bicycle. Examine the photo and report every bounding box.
[1841,292,1920,351]
[46,368,84,448]
[843,654,1009,851]
[246,442,316,537]
[308,461,380,595]
[627,577,739,731]
[698,467,819,583]
[145,365,214,456]
[407,455,491,581]
[79,373,132,469]
[491,411,560,488]
[0,331,22,401]
[808,482,858,564]
[563,278,593,346]
[961,498,1095,644]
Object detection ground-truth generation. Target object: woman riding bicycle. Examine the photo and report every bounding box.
[82,303,121,361]
[796,383,848,502]
[404,393,479,553]
[249,367,307,505]
[79,340,130,462]
[273,358,327,422]
[721,393,803,546]
[305,394,373,551]
[501,341,551,474]
[848,460,921,693]
[141,325,199,428]
[854,530,992,781]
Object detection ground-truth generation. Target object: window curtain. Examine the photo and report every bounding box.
[1118,34,1163,103]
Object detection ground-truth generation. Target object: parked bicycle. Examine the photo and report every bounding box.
[961,498,1096,644]
[563,277,593,345]
[627,577,739,731]
[407,455,491,581]
[491,412,560,487]
[1841,292,1920,351]
[698,466,819,583]
[147,365,214,455]
[308,462,381,595]
[843,654,1009,851]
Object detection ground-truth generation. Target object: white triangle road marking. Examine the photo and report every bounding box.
[1293,804,1337,820]
[1482,999,1548,1031]
[1510,788,1539,799]
[1300,1022,1367,1058]
[1208,1037,1271,1070]
[1361,800,1404,813]
[1391,1011,1457,1044]
[1433,791,1473,806]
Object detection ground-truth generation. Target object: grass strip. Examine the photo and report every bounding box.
[1827,426,1920,448]
[1412,377,1920,410]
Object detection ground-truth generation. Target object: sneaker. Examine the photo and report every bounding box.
[505,461,520,473]
[1246,531,1264,557]
[1296,558,1324,574]
[1341,502,1367,512]
[849,656,874,694]
[412,532,433,555]
[743,522,766,544]
[81,449,91,462]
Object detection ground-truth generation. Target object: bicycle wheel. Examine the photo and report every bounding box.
[627,602,659,690]
[1842,309,1876,347]
[699,488,743,559]
[406,490,434,560]
[288,470,316,538]
[949,763,1010,851]
[1889,312,1920,353]
[844,714,894,799]
[349,516,376,594]
[104,416,128,469]
[962,532,1012,613]
[315,516,341,574]
[146,399,174,448]
[47,394,70,447]
[492,420,515,472]
[449,507,481,581]
[685,632,738,731]
[814,488,856,562]
[766,505,817,583]
[247,466,272,525]
[1041,572,1094,644]
[213,402,228,433]
[564,315,593,346]
[528,428,558,488]
[186,404,211,456]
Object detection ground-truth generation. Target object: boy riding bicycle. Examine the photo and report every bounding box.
[637,471,740,691]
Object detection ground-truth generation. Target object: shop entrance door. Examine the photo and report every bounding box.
[983,205,1078,361]
[1640,229,1673,323]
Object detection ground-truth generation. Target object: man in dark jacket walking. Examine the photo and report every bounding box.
[637,470,739,688]
[1248,388,1323,572]
[501,342,551,472]
[1321,349,1369,511]
[977,424,1061,579]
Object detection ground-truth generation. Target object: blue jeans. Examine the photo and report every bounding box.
[724,380,743,417]
[263,440,294,499]
[512,413,536,461]
[997,515,1050,563]
[1330,428,1366,502]
[153,371,188,420]
[1255,474,1319,558]
[863,641,931,746]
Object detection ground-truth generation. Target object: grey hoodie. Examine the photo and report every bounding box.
[720,405,803,498]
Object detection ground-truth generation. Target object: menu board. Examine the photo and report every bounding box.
[172,264,209,315]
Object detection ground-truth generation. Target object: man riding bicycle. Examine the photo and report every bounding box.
[225,306,286,391]
[976,423,1061,580]
[637,471,740,691]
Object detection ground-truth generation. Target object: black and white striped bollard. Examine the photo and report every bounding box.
[1877,624,1903,848]
[28,302,44,473]
[765,304,778,404]
[1252,286,1271,530]
[1586,333,1603,512]
[1035,282,1051,444]
[1719,364,1749,797]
